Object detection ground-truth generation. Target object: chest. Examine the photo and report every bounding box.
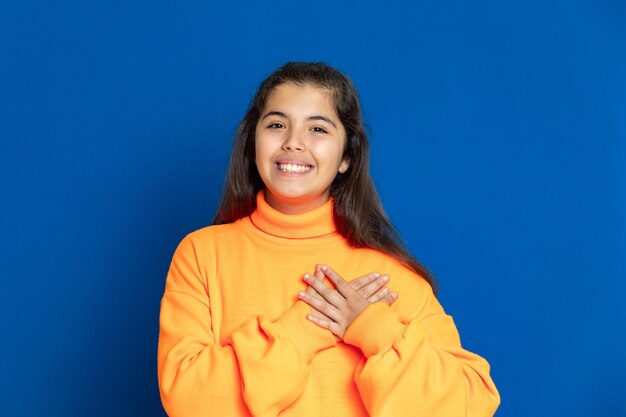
[204,236,376,344]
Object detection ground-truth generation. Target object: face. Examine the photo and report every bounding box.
[255,82,350,214]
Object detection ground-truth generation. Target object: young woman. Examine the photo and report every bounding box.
[158,62,500,417]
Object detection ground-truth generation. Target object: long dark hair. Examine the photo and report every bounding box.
[213,62,437,293]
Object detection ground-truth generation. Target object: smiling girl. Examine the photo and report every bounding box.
[158,62,500,417]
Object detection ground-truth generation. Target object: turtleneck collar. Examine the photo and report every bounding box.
[249,190,337,239]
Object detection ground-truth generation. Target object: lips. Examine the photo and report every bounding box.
[277,163,312,173]
[274,158,314,174]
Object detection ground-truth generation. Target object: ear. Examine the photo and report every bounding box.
[338,158,350,174]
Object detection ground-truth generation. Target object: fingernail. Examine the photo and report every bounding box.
[321,265,327,271]
[304,273,311,280]
[298,291,306,298]
[373,272,380,278]
[382,275,389,282]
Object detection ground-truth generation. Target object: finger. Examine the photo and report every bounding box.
[304,285,335,319]
[304,272,325,298]
[306,314,332,329]
[367,286,390,303]
[307,303,334,321]
[389,292,398,305]
[314,269,326,282]
[298,289,343,322]
[304,289,338,332]
[304,269,327,293]
[306,314,344,339]
[358,274,390,299]
[304,283,336,316]
[314,267,335,291]
[303,273,345,306]
[349,272,382,291]
[303,269,327,292]
[305,285,324,301]
[319,265,354,298]
[380,291,399,306]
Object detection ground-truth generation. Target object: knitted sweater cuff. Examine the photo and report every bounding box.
[273,300,337,362]
[343,303,407,358]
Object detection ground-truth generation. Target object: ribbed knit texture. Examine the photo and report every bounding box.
[344,302,407,358]
[250,190,336,239]
[158,191,500,417]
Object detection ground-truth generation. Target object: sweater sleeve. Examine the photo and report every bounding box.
[343,279,500,417]
[158,235,337,417]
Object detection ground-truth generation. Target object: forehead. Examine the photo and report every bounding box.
[263,83,338,116]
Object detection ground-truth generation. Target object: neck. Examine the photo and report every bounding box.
[264,190,331,215]
[249,190,337,239]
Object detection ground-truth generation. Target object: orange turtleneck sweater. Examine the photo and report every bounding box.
[158,191,500,417]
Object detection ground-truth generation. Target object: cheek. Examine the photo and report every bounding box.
[254,131,266,166]
[254,136,275,176]
[329,142,348,167]
[254,141,261,165]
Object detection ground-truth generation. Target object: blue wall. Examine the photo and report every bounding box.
[1,1,624,416]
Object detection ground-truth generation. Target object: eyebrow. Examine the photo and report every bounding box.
[308,115,337,129]
[261,111,338,129]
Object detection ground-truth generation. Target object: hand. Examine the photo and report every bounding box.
[299,265,398,340]
[304,264,394,303]
[348,268,397,303]
[303,267,395,340]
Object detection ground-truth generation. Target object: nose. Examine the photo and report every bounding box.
[282,128,305,152]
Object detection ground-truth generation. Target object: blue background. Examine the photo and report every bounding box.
[1,1,624,416]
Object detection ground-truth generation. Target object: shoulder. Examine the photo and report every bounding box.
[183,219,246,243]
[174,220,248,257]
[355,247,429,285]
[354,247,435,318]
[168,220,250,281]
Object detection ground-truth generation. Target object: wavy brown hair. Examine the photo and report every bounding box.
[213,62,437,292]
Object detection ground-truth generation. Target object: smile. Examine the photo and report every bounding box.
[277,163,312,173]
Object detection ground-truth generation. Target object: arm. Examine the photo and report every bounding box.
[345,289,500,417]
[301,265,500,417]
[157,236,336,417]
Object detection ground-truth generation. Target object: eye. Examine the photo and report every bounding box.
[267,122,285,129]
[311,126,328,134]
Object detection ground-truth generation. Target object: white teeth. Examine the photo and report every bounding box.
[278,163,312,173]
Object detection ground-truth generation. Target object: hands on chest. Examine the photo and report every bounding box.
[298,264,398,340]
